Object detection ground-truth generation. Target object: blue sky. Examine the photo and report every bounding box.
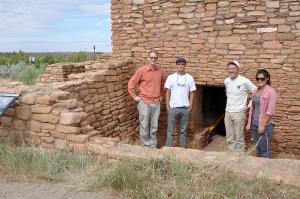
[0,0,112,52]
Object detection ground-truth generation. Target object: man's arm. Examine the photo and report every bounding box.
[189,91,194,111]
[165,88,171,111]
[128,69,142,101]
[160,71,166,100]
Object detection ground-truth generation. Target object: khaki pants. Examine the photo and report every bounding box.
[224,111,246,153]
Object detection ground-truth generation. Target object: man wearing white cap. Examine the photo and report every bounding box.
[224,61,257,153]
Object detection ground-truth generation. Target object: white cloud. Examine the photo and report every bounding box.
[0,0,111,51]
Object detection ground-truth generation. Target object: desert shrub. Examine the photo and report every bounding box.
[0,65,11,78]
[9,62,47,85]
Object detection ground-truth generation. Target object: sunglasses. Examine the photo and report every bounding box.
[150,57,158,60]
[256,77,266,81]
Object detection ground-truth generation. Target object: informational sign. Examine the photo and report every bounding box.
[0,93,20,116]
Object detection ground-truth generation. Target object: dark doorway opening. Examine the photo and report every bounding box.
[202,86,226,136]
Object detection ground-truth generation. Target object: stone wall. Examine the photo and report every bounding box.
[0,58,139,151]
[36,54,112,84]
[111,0,300,155]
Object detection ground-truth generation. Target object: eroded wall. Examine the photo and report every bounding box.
[0,58,139,152]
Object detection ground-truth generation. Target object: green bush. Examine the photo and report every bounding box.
[0,56,9,65]
[8,50,29,65]
[9,62,48,85]
[67,51,88,62]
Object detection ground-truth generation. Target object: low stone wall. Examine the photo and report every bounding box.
[0,58,139,151]
[36,54,112,84]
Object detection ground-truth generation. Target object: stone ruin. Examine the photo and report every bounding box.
[0,0,299,159]
[0,55,139,152]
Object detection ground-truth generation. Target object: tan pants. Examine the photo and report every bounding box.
[224,111,246,153]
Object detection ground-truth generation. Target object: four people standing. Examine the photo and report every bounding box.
[164,57,196,148]
[128,53,277,158]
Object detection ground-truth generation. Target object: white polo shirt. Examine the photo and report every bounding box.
[224,75,257,112]
[165,73,196,108]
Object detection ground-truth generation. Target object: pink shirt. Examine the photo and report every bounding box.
[246,85,277,130]
[128,65,165,104]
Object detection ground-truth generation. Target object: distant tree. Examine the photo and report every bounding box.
[34,55,57,68]
[0,56,9,65]
[67,51,87,62]
[9,50,29,65]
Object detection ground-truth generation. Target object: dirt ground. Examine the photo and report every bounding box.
[203,135,227,152]
[0,180,123,199]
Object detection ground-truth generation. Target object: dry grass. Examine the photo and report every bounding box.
[0,144,299,199]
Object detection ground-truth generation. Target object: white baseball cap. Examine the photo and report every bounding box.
[227,60,240,69]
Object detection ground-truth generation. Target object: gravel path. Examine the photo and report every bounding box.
[0,181,122,199]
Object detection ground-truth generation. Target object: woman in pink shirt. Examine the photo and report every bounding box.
[246,69,277,158]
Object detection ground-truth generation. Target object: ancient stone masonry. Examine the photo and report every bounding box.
[0,0,299,158]
[111,0,300,156]
[36,54,112,83]
[0,57,139,152]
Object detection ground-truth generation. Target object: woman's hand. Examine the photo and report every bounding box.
[258,126,265,134]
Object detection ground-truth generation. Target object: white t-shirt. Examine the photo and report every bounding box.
[224,75,257,112]
[165,73,196,108]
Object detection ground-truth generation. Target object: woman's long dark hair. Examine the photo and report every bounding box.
[256,69,271,85]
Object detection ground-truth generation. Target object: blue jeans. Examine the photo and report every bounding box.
[137,101,160,148]
[165,107,190,148]
[251,123,274,158]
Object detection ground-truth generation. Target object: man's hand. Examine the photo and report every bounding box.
[134,96,142,102]
[166,105,170,112]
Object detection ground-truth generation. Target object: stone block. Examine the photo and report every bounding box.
[50,91,70,101]
[168,19,182,25]
[60,112,82,125]
[16,106,32,120]
[247,11,265,16]
[41,136,55,144]
[32,114,59,124]
[27,120,41,132]
[1,116,12,127]
[21,93,37,105]
[40,123,56,130]
[217,36,241,43]
[56,124,81,134]
[36,95,54,105]
[263,41,282,49]
[51,131,67,139]
[13,119,26,130]
[266,1,280,8]
[257,27,277,33]
[133,0,144,4]
[229,44,245,50]
[67,134,90,143]
[269,18,286,25]
[31,105,52,114]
